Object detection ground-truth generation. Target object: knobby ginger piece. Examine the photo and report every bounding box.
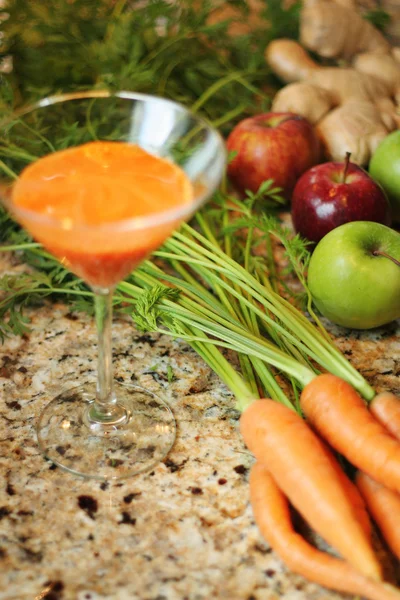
[266,40,392,105]
[353,52,400,92]
[301,0,390,60]
[308,68,392,106]
[271,82,333,124]
[375,97,400,130]
[316,100,391,165]
[265,39,320,84]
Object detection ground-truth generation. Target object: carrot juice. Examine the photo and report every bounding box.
[12,141,194,288]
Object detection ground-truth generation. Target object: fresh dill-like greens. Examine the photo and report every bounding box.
[0,0,300,133]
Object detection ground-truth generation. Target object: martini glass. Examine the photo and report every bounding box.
[0,90,225,480]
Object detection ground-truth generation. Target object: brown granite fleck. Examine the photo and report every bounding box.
[123,492,141,503]
[234,464,248,475]
[6,482,16,496]
[77,496,98,520]
[119,511,136,526]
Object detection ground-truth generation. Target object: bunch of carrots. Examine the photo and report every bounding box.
[146,205,400,599]
[243,376,400,600]
[1,192,400,599]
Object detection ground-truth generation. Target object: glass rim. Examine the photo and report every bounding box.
[1,89,227,233]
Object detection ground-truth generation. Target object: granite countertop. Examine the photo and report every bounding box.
[1,251,400,600]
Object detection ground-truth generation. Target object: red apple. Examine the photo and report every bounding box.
[226,112,320,200]
[291,157,392,243]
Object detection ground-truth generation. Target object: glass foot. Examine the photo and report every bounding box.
[36,381,176,480]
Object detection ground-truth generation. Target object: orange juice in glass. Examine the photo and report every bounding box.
[1,91,225,480]
[12,141,194,288]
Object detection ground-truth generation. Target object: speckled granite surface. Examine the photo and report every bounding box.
[0,251,399,600]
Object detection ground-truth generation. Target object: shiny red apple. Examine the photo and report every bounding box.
[226,112,320,200]
[291,156,392,243]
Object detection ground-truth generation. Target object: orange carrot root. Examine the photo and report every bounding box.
[321,441,372,539]
[300,374,400,495]
[370,392,400,441]
[240,399,381,580]
[356,471,400,560]
[250,463,400,600]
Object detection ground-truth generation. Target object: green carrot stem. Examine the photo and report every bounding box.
[126,268,307,404]
[0,159,19,180]
[157,305,315,387]
[195,212,257,328]
[122,246,371,398]
[185,326,256,409]
[155,251,333,367]
[238,354,260,398]
[250,356,294,409]
[191,71,251,113]
[120,280,292,406]
[211,104,246,128]
[118,276,315,390]
[15,119,56,153]
[264,232,278,293]
[162,325,315,391]
[164,229,375,399]
[0,242,41,252]
[0,146,39,162]
[197,211,289,403]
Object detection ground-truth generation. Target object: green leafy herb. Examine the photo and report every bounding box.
[260,0,301,42]
[0,203,21,241]
[134,285,180,332]
[0,0,300,134]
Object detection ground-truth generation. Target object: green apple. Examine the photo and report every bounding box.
[308,221,400,329]
[369,131,400,222]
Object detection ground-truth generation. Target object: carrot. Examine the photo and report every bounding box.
[300,374,400,494]
[250,462,400,600]
[240,399,381,580]
[356,471,400,560]
[321,441,372,539]
[370,391,400,441]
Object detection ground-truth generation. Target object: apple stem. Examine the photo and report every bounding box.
[342,152,351,183]
[372,250,400,268]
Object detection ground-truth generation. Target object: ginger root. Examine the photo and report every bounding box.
[316,100,389,166]
[266,39,320,83]
[300,0,391,60]
[272,82,333,124]
[266,0,400,165]
[352,51,400,104]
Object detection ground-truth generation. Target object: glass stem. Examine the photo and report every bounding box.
[95,288,115,410]
[84,289,128,428]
